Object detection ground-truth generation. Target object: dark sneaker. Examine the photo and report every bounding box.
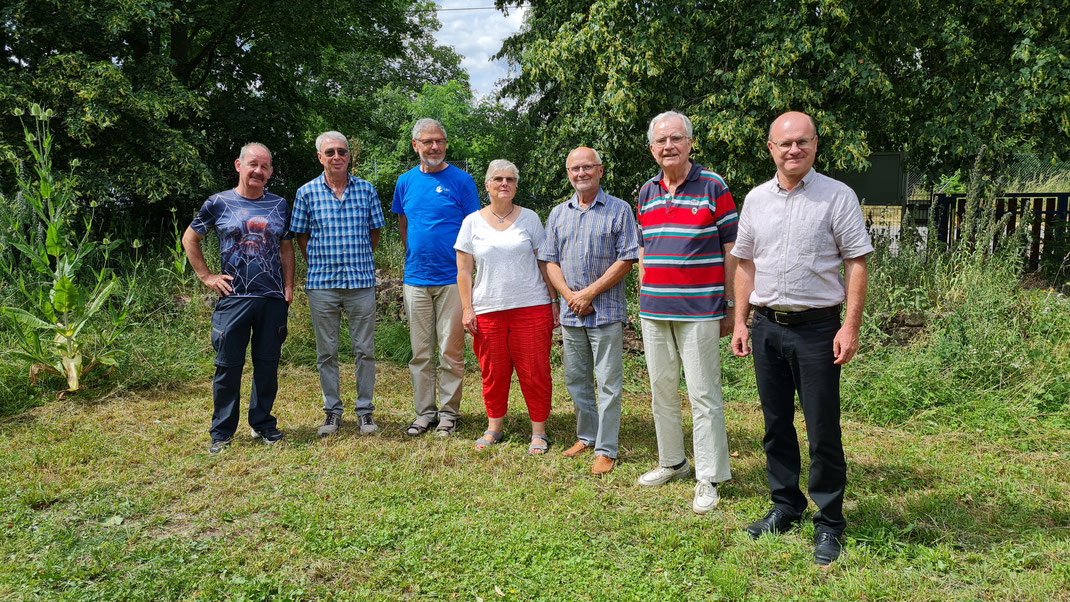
[250,427,285,444]
[318,412,342,438]
[209,437,232,454]
[358,414,379,435]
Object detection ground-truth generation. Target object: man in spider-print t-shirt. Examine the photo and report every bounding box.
[182,142,295,454]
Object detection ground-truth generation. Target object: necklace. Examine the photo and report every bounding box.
[489,205,515,224]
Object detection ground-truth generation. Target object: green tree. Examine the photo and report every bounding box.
[0,0,466,224]
[354,80,537,206]
[495,0,1070,200]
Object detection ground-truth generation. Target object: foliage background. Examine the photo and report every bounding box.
[495,0,1070,203]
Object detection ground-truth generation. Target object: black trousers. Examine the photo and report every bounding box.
[209,296,289,440]
[752,310,846,535]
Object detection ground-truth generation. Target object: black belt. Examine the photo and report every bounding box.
[756,305,840,326]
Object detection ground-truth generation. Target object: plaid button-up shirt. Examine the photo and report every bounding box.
[290,173,385,290]
[538,189,640,327]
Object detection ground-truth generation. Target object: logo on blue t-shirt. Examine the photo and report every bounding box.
[435,185,450,194]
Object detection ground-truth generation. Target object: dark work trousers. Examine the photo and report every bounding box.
[751,310,846,535]
[209,296,289,440]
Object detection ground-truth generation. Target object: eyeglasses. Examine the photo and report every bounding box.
[322,147,349,157]
[566,164,602,174]
[770,136,815,151]
[652,134,689,148]
[417,138,447,147]
[489,175,516,184]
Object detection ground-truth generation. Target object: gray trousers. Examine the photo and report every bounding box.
[403,284,465,421]
[307,287,375,417]
[562,323,624,458]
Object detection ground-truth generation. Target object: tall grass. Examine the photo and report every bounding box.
[846,157,1070,441]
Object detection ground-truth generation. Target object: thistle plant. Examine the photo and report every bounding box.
[0,105,133,393]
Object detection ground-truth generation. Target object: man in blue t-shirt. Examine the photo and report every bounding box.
[391,118,480,437]
[182,142,295,454]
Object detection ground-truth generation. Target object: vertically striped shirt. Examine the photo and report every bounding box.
[637,161,738,321]
[538,189,640,327]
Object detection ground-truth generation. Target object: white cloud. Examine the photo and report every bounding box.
[433,1,526,99]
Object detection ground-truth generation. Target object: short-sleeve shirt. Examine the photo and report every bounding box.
[731,168,874,311]
[637,161,738,321]
[454,208,551,315]
[189,189,292,299]
[290,173,386,290]
[391,164,480,286]
[537,189,639,327]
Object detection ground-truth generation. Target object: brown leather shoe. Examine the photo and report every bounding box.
[561,441,592,458]
[591,454,615,475]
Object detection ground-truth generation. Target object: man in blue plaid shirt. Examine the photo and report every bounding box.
[291,131,386,438]
[538,146,639,475]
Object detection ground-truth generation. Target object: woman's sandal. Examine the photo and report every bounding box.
[474,430,503,451]
[528,433,549,455]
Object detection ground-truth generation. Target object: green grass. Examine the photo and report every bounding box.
[1,358,1068,600]
[2,193,1069,599]
[2,313,1069,600]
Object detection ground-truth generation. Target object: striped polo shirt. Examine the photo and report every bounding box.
[637,161,738,321]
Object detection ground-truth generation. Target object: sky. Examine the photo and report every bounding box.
[432,1,528,99]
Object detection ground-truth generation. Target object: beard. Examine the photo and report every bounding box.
[419,150,444,169]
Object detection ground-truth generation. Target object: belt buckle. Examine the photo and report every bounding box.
[773,310,791,325]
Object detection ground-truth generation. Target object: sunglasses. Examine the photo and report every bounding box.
[322,148,349,157]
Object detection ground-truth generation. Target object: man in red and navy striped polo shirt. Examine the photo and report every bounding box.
[635,111,739,516]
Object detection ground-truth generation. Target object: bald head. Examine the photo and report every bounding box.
[566,147,602,166]
[768,111,817,140]
[767,111,819,188]
[565,146,604,200]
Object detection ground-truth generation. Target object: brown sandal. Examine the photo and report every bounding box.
[405,417,437,437]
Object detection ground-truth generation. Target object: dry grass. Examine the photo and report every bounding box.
[2,353,1069,600]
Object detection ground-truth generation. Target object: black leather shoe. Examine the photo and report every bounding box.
[745,507,800,539]
[813,531,842,565]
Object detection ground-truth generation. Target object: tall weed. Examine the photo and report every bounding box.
[848,151,1069,441]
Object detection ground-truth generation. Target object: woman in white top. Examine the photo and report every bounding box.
[455,159,559,454]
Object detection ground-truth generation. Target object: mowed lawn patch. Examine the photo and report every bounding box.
[1,357,1069,600]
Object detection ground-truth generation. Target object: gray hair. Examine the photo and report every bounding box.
[647,111,693,144]
[412,118,447,140]
[315,131,349,153]
[485,159,520,184]
[238,142,271,162]
[564,148,602,166]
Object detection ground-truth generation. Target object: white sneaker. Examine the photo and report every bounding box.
[692,480,720,514]
[637,462,691,486]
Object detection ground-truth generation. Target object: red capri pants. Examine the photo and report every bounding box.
[473,303,554,422]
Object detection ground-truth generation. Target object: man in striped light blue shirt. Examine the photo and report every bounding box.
[539,146,639,476]
[291,131,386,438]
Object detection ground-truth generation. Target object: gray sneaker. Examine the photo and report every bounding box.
[692,479,720,514]
[637,462,691,486]
[358,414,379,435]
[318,412,342,438]
[209,437,232,454]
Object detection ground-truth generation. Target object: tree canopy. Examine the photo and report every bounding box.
[495,0,1070,201]
[0,0,467,218]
